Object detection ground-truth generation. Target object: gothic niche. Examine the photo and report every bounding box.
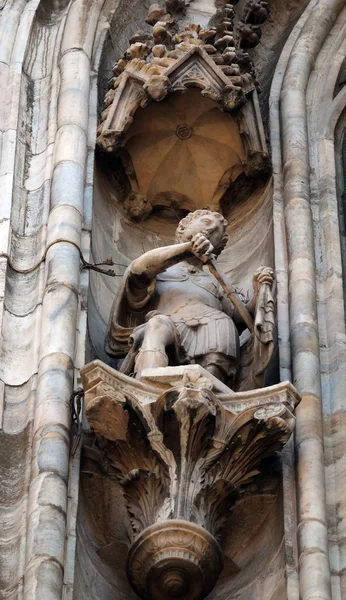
[96,1,271,223]
[78,3,299,600]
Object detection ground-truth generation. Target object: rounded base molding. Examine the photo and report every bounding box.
[127,520,224,600]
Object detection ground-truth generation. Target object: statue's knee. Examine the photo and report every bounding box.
[145,314,175,344]
[146,314,169,332]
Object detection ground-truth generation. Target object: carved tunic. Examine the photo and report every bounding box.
[105,263,239,362]
[156,266,239,360]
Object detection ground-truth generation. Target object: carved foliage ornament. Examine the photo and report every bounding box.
[83,366,298,600]
[97,1,269,154]
[96,2,271,222]
[97,46,246,154]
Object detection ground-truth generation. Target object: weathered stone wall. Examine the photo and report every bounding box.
[1,1,346,600]
[270,2,346,597]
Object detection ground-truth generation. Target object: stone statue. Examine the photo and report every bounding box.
[105,209,275,389]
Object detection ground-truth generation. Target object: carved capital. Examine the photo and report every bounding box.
[82,362,300,600]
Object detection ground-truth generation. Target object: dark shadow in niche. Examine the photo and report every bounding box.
[220,169,272,220]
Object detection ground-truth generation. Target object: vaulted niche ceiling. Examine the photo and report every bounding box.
[120,88,247,214]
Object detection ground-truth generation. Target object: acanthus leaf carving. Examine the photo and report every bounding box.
[98,395,172,536]
[82,362,300,600]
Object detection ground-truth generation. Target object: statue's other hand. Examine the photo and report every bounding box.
[253,266,275,290]
[190,233,214,262]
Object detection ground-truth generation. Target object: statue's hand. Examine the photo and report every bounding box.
[253,266,274,292]
[190,233,214,262]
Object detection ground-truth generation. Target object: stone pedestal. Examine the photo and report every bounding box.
[81,360,300,600]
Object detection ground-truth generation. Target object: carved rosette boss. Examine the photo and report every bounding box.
[82,364,299,600]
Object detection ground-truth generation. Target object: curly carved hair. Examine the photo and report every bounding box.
[175,209,229,256]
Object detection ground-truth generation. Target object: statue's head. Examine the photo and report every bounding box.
[175,209,228,256]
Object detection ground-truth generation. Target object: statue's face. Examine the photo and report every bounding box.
[181,213,225,250]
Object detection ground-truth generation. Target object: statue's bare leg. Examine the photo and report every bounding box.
[134,314,176,378]
[197,353,238,388]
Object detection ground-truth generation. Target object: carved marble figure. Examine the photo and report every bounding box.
[105,209,274,389]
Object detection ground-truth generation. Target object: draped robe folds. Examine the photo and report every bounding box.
[253,280,275,383]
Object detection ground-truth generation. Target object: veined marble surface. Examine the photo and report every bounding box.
[1,1,346,600]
